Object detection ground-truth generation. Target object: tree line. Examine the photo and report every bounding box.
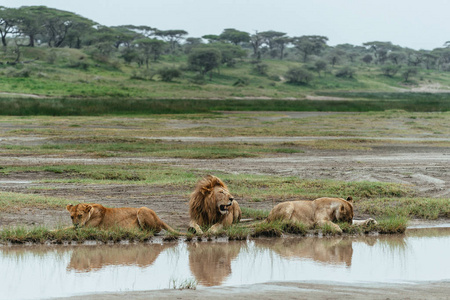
[2,5,450,83]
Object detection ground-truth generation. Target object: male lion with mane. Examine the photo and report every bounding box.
[267,197,354,233]
[189,175,241,234]
[66,203,179,234]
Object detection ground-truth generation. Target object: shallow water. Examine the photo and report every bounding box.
[1,227,450,300]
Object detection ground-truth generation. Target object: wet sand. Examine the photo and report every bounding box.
[56,281,450,300]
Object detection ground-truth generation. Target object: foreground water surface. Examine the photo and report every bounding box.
[1,226,450,300]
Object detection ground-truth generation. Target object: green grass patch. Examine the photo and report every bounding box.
[223,225,250,240]
[241,207,270,220]
[0,138,309,159]
[251,220,309,237]
[223,174,413,200]
[0,226,154,244]
[357,197,450,219]
[0,191,73,212]
[0,166,413,200]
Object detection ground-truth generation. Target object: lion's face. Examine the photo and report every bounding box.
[337,201,354,224]
[213,186,235,215]
[66,204,94,228]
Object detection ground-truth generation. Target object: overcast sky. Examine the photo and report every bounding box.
[2,0,450,50]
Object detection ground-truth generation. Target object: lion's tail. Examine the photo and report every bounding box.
[240,219,267,228]
[160,221,185,236]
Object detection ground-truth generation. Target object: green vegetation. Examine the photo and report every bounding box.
[0,165,413,199]
[0,6,449,112]
[1,96,449,116]
[357,197,450,219]
[0,226,154,244]
[0,191,72,211]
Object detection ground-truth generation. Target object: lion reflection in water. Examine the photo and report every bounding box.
[256,238,354,266]
[67,244,175,272]
[255,236,385,267]
[188,242,243,286]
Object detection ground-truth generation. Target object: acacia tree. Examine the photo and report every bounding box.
[14,6,43,47]
[363,41,399,64]
[259,30,286,55]
[219,28,250,45]
[328,49,344,67]
[133,38,167,69]
[184,37,203,53]
[199,43,246,67]
[294,35,328,62]
[109,26,143,49]
[0,6,19,46]
[250,31,264,59]
[188,48,221,80]
[421,52,437,70]
[274,36,292,60]
[155,29,187,54]
[202,34,220,43]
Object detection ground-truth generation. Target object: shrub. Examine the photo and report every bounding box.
[402,67,418,82]
[5,67,31,78]
[67,60,89,70]
[130,69,156,80]
[157,67,182,82]
[285,66,314,85]
[381,64,401,77]
[189,74,206,85]
[253,63,268,75]
[233,77,250,87]
[335,67,356,78]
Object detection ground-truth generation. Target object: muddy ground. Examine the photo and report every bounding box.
[0,142,449,230]
[0,111,449,230]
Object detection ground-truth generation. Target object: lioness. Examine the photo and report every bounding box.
[189,175,241,234]
[267,197,354,233]
[66,203,179,234]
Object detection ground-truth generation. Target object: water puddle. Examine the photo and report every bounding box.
[0,180,33,184]
[1,227,450,299]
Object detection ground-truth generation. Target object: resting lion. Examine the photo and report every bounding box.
[189,175,241,234]
[66,203,179,234]
[267,197,354,233]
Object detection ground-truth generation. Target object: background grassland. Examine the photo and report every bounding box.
[0,48,450,114]
[1,111,448,140]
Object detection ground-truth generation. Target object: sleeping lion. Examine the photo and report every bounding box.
[267,197,355,233]
[66,203,179,234]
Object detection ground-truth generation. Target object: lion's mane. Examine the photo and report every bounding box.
[189,175,228,226]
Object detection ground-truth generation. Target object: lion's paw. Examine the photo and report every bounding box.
[364,218,378,226]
